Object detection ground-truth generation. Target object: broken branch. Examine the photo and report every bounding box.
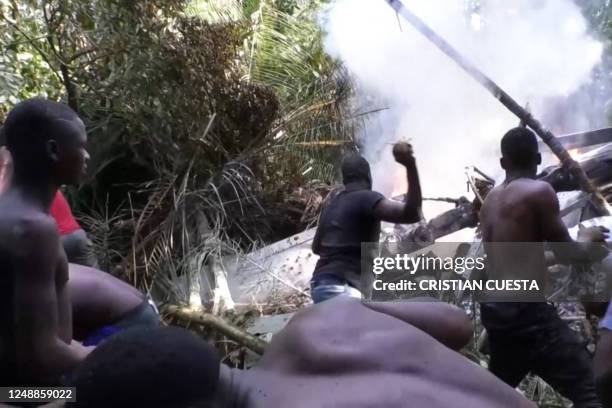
[165,305,268,355]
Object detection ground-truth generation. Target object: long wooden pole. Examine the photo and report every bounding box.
[384,0,609,214]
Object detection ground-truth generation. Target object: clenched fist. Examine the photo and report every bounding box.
[393,142,416,167]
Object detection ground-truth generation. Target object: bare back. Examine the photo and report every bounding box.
[479,179,559,293]
[480,179,549,242]
[0,192,73,385]
[241,297,535,408]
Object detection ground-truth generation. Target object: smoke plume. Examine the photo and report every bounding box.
[322,0,604,219]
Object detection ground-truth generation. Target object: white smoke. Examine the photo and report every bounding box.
[322,0,603,219]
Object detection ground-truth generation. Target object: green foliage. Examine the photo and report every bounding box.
[242,0,357,191]
[0,0,357,294]
[579,0,612,40]
[186,0,358,189]
[0,1,63,119]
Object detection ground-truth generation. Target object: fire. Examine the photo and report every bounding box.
[568,148,580,159]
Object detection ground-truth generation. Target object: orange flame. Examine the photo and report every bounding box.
[568,148,579,159]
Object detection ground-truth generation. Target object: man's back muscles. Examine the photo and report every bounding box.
[480,179,555,243]
[0,198,83,385]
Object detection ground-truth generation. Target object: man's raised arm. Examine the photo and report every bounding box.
[13,216,89,384]
[374,143,422,224]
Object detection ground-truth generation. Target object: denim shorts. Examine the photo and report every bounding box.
[82,298,160,346]
[310,279,362,304]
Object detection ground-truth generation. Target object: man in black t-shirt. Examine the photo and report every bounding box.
[310,143,422,303]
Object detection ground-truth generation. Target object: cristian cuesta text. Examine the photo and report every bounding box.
[372,279,540,292]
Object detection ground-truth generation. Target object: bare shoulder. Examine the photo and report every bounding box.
[487,179,555,204]
[521,179,557,206]
[481,184,505,204]
[480,185,502,215]
[275,299,469,352]
[523,178,554,193]
[0,209,58,255]
[0,211,57,236]
[265,298,437,363]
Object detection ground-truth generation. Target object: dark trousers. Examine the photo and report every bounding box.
[482,302,601,408]
[61,228,99,268]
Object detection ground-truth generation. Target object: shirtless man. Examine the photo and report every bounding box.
[311,143,422,303]
[66,297,535,408]
[0,99,94,386]
[479,127,609,407]
[0,139,98,268]
[0,117,159,349]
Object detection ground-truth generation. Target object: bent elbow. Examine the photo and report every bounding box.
[400,209,421,224]
[428,304,473,350]
[446,312,473,350]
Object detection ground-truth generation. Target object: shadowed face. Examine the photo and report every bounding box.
[50,117,89,186]
[341,154,372,189]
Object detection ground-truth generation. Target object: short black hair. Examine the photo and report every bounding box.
[341,153,370,184]
[70,327,221,408]
[3,98,79,167]
[501,127,539,168]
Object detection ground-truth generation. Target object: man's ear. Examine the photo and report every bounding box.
[46,139,59,162]
[536,153,542,165]
[500,157,507,170]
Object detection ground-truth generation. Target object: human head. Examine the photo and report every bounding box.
[500,127,541,174]
[70,327,225,408]
[341,153,372,189]
[3,98,89,186]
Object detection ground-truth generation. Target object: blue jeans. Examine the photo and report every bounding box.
[310,278,362,303]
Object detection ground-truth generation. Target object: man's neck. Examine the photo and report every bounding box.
[504,169,536,184]
[11,173,58,212]
[344,181,370,192]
